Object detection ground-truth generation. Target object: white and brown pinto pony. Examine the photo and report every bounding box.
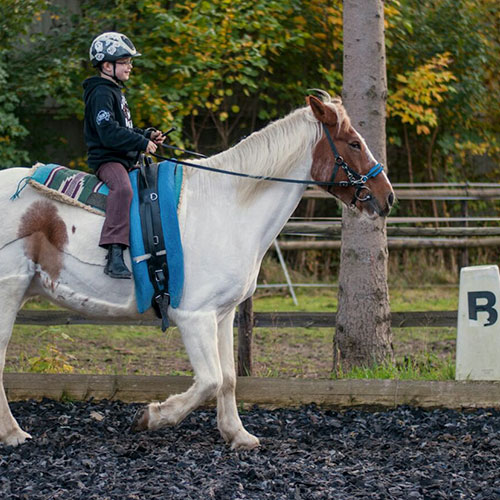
[0,95,393,449]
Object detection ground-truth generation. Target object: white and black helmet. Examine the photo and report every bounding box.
[89,32,141,67]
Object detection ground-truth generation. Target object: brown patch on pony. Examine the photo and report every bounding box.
[311,124,354,184]
[72,225,76,234]
[308,96,354,185]
[17,201,68,281]
[311,132,337,183]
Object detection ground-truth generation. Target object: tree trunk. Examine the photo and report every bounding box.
[334,0,393,373]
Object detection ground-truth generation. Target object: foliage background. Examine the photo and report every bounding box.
[0,0,498,202]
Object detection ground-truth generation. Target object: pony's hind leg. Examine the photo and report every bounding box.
[133,310,223,431]
[0,275,33,446]
[216,310,259,450]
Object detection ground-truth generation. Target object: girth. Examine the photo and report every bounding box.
[138,156,170,331]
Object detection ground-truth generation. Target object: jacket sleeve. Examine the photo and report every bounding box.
[133,126,154,138]
[91,90,149,152]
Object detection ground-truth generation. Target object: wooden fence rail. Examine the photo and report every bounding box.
[276,237,500,250]
[282,223,500,237]
[280,221,500,250]
[5,373,500,409]
[15,309,457,329]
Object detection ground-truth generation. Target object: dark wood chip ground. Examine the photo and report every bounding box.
[1,400,499,499]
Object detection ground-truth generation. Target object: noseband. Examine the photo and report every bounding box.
[322,124,384,204]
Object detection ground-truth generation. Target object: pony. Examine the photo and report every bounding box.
[0,95,394,449]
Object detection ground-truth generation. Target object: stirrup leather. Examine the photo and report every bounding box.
[138,155,170,331]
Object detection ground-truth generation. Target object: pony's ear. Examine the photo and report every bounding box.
[307,95,338,127]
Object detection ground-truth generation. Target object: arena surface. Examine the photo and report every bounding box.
[1,400,499,499]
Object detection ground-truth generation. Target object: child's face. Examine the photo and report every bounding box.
[102,58,133,82]
[114,58,133,82]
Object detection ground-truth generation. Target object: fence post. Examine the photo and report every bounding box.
[237,297,254,376]
[459,199,469,273]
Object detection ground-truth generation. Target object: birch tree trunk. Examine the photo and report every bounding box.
[334,0,393,373]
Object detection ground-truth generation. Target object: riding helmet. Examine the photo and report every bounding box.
[89,32,141,67]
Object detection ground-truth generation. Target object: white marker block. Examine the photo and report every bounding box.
[456,265,500,380]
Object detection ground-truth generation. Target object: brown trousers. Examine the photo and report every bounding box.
[96,162,133,248]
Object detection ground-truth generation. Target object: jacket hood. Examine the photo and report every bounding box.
[83,76,120,102]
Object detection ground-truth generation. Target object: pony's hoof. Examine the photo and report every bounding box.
[3,429,32,447]
[230,431,260,451]
[130,407,150,432]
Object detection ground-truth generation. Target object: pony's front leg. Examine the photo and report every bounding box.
[0,275,33,446]
[133,310,223,430]
[216,310,259,450]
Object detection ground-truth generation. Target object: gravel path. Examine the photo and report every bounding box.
[1,400,499,499]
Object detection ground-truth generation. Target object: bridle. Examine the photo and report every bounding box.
[321,124,384,204]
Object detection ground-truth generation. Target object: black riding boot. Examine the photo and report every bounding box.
[104,244,132,279]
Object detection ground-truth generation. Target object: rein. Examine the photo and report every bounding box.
[150,124,384,200]
[150,151,341,188]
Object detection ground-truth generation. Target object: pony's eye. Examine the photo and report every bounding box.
[350,142,361,150]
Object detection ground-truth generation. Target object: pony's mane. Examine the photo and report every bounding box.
[330,97,351,136]
[189,95,349,201]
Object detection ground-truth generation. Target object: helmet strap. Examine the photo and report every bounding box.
[111,61,125,87]
[99,61,124,87]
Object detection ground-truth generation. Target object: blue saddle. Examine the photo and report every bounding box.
[20,161,184,314]
[129,161,184,314]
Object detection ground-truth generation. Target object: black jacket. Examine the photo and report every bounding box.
[83,76,151,172]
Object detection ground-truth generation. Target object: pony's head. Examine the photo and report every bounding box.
[307,95,394,217]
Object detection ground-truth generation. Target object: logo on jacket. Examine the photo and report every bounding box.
[121,95,133,128]
[96,110,111,125]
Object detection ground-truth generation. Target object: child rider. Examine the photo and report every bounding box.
[83,32,164,279]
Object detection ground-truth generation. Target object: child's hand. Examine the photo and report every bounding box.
[146,141,157,154]
[150,130,165,145]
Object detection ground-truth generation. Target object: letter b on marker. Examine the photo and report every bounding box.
[468,291,498,327]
